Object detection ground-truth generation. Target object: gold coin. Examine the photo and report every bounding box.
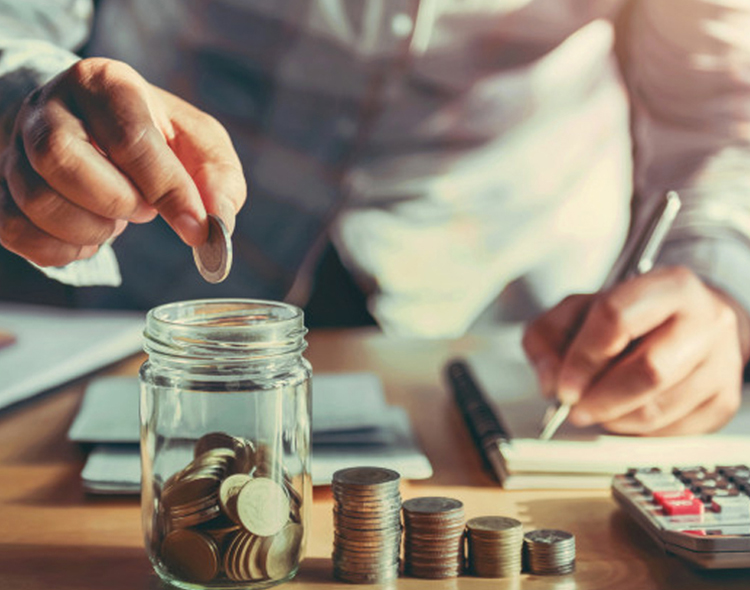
[194,433,238,459]
[236,477,290,537]
[220,473,252,522]
[192,214,232,283]
[259,523,304,580]
[160,529,220,583]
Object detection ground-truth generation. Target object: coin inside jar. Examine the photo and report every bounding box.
[220,473,252,522]
[193,214,232,283]
[236,477,291,537]
[259,522,304,579]
[160,529,220,583]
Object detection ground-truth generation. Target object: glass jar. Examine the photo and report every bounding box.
[139,299,312,590]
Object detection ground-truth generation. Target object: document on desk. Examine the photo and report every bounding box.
[69,373,433,492]
[0,303,145,411]
[462,326,750,490]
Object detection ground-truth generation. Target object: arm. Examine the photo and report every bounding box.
[523,0,750,436]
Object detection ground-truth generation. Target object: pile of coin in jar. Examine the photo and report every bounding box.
[402,497,465,578]
[156,432,304,585]
[332,467,403,584]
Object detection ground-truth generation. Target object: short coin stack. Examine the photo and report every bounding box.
[332,467,402,584]
[523,529,576,575]
[402,497,465,578]
[466,516,524,577]
[157,432,303,585]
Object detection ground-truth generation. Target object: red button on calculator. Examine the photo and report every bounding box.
[653,490,695,506]
[662,498,705,516]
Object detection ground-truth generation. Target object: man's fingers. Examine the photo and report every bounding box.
[0,180,98,266]
[5,146,121,246]
[19,90,153,223]
[68,60,207,246]
[557,267,705,404]
[568,309,714,426]
[522,294,594,397]
[629,392,739,437]
[160,87,246,234]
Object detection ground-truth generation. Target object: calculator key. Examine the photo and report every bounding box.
[636,474,685,493]
[653,490,695,507]
[662,498,705,516]
[711,496,750,517]
[701,488,740,504]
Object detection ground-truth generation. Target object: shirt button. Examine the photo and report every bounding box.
[391,13,414,38]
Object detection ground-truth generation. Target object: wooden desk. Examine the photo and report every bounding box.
[0,328,747,589]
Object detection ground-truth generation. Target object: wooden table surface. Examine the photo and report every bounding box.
[1,328,748,590]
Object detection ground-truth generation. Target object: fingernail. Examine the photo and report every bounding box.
[534,357,556,397]
[569,408,592,426]
[557,371,586,405]
[215,200,236,235]
[173,213,207,246]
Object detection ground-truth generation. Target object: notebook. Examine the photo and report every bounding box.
[464,328,750,490]
[69,373,433,491]
[0,303,144,411]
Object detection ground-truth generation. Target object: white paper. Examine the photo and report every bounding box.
[0,304,144,410]
[68,373,393,443]
[81,406,432,491]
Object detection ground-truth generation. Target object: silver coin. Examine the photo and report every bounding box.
[193,214,232,283]
[402,496,464,515]
[332,467,401,487]
[523,529,574,545]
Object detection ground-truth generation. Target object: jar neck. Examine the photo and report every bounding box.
[143,299,308,368]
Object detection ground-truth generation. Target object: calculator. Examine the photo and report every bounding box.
[611,466,750,569]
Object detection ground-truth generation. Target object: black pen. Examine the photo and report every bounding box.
[445,359,510,483]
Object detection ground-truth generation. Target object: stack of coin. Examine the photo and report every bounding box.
[157,432,304,585]
[523,529,576,575]
[332,467,402,584]
[402,497,465,578]
[466,516,524,577]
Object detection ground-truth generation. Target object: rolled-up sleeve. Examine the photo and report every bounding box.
[0,0,92,147]
[624,0,750,314]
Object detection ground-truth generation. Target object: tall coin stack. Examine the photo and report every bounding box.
[523,529,576,575]
[402,497,465,578]
[332,467,402,584]
[466,516,524,577]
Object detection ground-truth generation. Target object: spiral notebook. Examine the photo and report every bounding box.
[462,328,750,490]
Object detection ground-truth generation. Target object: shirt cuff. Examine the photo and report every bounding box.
[31,242,122,287]
[656,234,750,321]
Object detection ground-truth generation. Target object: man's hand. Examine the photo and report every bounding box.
[0,57,246,267]
[523,266,750,436]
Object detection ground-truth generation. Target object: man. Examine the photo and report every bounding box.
[1,0,749,435]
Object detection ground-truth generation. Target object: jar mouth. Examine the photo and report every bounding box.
[144,299,307,360]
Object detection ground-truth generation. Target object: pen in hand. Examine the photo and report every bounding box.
[538,190,682,440]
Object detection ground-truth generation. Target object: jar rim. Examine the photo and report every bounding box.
[144,298,307,360]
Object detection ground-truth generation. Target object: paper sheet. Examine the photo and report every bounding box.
[0,304,144,411]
